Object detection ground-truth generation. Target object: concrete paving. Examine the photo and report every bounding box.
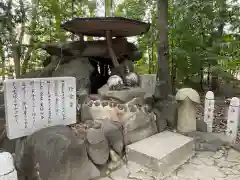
[98,147,240,180]
[166,148,240,180]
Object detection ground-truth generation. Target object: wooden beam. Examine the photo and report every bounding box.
[105,30,119,67]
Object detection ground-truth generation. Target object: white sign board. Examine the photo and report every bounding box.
[140,74,156,96]
[4,77,76,139]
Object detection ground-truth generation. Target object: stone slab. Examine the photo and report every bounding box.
[4,77,76,139]
[126,131,195,178]
[139,74,156,96]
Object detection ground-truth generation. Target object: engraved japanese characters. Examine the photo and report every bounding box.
[4,77,76,139]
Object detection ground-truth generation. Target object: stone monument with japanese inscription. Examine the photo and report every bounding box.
[4,77,76,139]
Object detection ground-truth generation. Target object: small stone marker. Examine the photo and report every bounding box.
[226,97,240,144]
[0,151,18,180]
[204,91,215,132]
[139,74,156,96]
[176,88,200,133]
[4,77,76,139]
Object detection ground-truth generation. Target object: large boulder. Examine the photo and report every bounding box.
[0,136,16,153]
[120,104,158,145]
[154,95,178,129]
[52,57,94,94]
[15,125,95,180]
[45,38,142,61]
[0,69,44,118]
[0,119,4,134]
[82,99,158,146]
[0,96,4,118]
[80,103,93,122]
[96,119,124,155]
[86,127,109,165]
[20,70,42,78]
[80,38,142,61]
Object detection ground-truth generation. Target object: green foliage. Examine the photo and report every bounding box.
[0,0,239,84]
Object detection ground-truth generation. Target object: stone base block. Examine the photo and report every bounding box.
[126,131,195,178]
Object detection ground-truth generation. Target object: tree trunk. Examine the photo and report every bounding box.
[209,0,226,91]
[6,0,27,78]
[207,63,210,89]
[171,55,176,94]
[0,46,5,80]
[156,0,171,100]
[6,0,21,78]
[148,30,154,74]
[11,42,21,78]
[200,65,203,91]
[148,46,152,74]
[21,0,39,74]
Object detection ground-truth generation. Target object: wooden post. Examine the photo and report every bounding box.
[204,91,214,132]
[156,0,171,100]
[78,33,84,43]
[226,97,240,144]
[105,30,126,79]
[105,30,119,68]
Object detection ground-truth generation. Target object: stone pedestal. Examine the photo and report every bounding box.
[126,131,195,178]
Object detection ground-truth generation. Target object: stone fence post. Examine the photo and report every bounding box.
[0,151,18,180]
[203,91,215,132]
[226,97,240,144]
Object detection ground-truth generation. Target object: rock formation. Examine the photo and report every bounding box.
[15,126,95,180]
[0,17,172,180]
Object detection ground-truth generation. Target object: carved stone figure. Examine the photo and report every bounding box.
[176,88,200,133]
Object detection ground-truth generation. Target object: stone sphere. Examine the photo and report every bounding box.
[125,72,139,87]
[107,75,124,90]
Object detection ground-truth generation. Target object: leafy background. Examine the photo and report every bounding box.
[0,0,239,92]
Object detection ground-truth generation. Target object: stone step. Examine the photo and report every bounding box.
[126,131,195,178]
